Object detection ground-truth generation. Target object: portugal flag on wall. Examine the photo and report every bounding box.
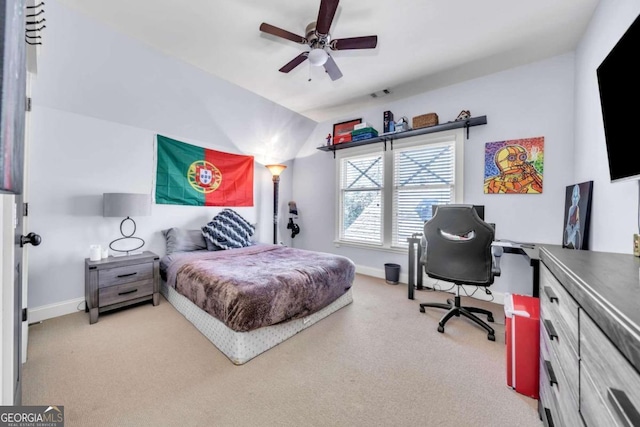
[155,135,254,206]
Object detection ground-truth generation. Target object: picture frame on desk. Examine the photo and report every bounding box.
[333,118,362,139]
[562,180,593,250]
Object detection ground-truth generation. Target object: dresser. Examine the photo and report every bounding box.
[85,251,160,324]
[538,246,640,426]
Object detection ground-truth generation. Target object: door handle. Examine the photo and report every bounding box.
[20,232,42,247]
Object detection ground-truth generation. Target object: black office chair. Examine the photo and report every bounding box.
[418,204,502,341]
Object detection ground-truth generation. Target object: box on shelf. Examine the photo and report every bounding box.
[353,122,373,130]
[383,110,394,133]
[394,122,411,132]
[334,133,352,144]
[352,134,377,142]
[351,127,378,142]
[412,113,439,129]
[352,126,378,136]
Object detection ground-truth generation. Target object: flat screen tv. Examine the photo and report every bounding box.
[597,13,640,183]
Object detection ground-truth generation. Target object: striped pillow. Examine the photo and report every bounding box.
[202,209,255,250]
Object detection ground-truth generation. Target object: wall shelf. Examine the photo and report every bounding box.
[317,115,488,157]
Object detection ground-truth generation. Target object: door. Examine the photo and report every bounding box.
[21,73,33,366]
[13,195,23,405]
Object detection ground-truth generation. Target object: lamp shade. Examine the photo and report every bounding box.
[265,164,287,177]
[103,193,151,217]
[308,48,328,66]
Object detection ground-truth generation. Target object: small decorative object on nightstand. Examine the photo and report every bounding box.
[84,251,160,324]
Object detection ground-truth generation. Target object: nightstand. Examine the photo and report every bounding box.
[84,251,160,324]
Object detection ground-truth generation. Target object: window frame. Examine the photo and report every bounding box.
[335,128,465,251]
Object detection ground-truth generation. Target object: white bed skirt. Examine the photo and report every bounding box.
[161,281,354,365]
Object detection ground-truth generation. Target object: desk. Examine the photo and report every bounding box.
[406,236,544,299]
[494,241,541,298]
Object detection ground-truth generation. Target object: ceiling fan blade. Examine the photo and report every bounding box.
[331,35,378,50]
[316,0,339,35]
[260,22,306,44]
[323,54,343,81]
[279,52,309,73]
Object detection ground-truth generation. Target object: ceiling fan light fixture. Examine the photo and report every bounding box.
[308,48,328,66]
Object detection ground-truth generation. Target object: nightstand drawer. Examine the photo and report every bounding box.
[99,263,153,288]
[98,279,154,307]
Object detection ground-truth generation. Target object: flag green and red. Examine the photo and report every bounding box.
[155,135,254,207]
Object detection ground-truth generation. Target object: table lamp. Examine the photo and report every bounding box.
[103,193,151,255]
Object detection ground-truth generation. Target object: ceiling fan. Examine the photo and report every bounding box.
[259,0,378,81]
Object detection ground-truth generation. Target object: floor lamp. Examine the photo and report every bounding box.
[265,164,287,244]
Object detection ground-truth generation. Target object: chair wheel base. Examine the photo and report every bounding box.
[419,306,425,313]
[437,325,445,333]
[487,315,494,323]
[488,334,495,341]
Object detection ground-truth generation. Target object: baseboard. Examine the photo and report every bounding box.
[28,297,85,324]
[355,265,411,285]
[354,264,506,305]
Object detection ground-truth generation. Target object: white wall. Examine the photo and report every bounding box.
[293,54,577,296]
[573,0,640,253]
[27,0,316,311]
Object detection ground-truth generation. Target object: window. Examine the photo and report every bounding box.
[339,152,384,245]
[336,129,464,249]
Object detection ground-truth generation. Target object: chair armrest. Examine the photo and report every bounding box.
[491,245,503,277]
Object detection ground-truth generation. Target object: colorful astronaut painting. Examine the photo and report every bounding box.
[484,137,544,194]
[562,181,593,250]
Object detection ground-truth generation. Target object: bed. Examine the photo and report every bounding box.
[160,242,355,365]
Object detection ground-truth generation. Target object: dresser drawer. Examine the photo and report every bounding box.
[98,262,153,288]
[540,264,579,396]
[98,279,154,307]
[540,309,579,403]
[580,310,640,427]
[539,356,560,427]
[540,326,582,427]
[540,266,579,353]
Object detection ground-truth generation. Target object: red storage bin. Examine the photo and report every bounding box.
[505,293,540,399]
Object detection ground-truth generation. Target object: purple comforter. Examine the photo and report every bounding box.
[163,245,355,332]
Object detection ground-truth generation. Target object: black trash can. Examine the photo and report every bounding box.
[384,263,400,284]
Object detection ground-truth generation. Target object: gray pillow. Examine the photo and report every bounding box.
[161,228,207,254]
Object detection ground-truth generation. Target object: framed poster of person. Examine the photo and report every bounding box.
[562,181,593,250]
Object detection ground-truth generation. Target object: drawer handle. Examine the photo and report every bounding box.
[544,360,558,387]
[543,319,558,341]
[543,407,555,427]
[607,388,640,427]
[118,289,138,296]
[543,286,558,303]
[117,272,138,278]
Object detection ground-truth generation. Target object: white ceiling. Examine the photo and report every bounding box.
[57,0,599,123]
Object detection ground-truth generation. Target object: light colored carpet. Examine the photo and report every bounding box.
[23,274,541,427]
